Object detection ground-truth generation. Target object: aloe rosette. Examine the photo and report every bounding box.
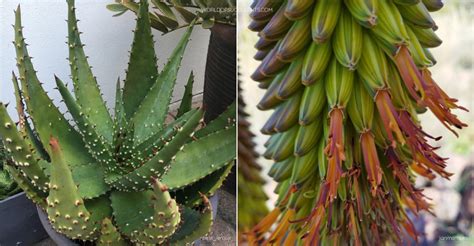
[0,0,235,244]
[248,0,467,245]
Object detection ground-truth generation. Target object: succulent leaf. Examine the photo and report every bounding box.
[110,109,203,190]
[132,23,194,143]
[14,6,94,168]
[66,0,114,142]
[46,137,98,240]
[168,195,213,245]
[98,218,127,246]
[0,104,48,192]
[177,71,195,118]
[122,0,159,118]
[161,125,236,189]
[5,165,46,207]
[173,162,234,206]
[130,179,181,244]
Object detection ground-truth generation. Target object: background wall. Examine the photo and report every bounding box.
[0,0,210,120]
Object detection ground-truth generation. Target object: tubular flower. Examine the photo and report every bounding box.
[324,108,346,201]
[248,0,467,245]
[360,131,382,196]
[374,89,405,147]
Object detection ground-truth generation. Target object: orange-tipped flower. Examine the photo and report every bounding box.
[374,89,405,147]
[324,108,345,201]
[248,0,468,245]
[360,131,383,196]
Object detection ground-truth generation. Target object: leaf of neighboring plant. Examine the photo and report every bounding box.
[14,6,94,167]
[156,12,179,29]
[106,3,128,12]
[152,0,178,21]
[132,23,194,142]
[177,71,195,117]
[66,0,114,142]
[161,125,236,189]
[112,10,128,17]
[123,0,159,119]
[201,17,216,29]
[194,0,208,8]
[170,0,196,8]
[174,6,197,24]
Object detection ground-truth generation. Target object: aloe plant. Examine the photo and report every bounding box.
[0,0,235,244]
[107,0,236,33]
[247,0,467,245]
[0,141,21,200]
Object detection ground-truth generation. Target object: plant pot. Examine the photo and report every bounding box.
[202,23,237,196]
[203,23,236,123]
[0,192,48,245]
[37,194,220,245]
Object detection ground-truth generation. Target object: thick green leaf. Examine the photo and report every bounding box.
[11,72,49,161]
[84,195,113,225]
[46,138,98,240]
[167,207,200,242]
[5,165,47,208]
[72,164,109,199]
[122,0,159,118]
[0,104,48,192]
[13,6,94,167]
[168,196,213,245]
[55,76,115,169]
[161,125,236,189]
[67,0,113,142]
[173,162,234,205]
[132,23,194,142]
[177,71,195,117]
[110,190,155,236]
[195,101,236,138]
[110,109,203,190]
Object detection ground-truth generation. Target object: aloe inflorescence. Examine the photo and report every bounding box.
[248,0,467,245]
[0,0,235,244]
[238,85,269,243]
